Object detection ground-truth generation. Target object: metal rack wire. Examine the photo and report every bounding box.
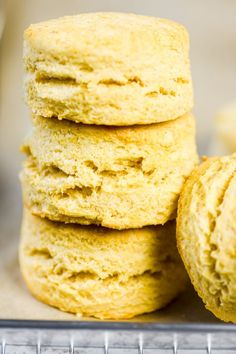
[0,341,217,354]
[1,330,236,353]
[2,342,209,354]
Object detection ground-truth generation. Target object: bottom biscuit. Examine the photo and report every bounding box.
[20,209,188,319]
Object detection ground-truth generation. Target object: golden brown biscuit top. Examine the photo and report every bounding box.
[24,12,189,60]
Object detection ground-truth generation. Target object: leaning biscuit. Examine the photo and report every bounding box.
[24,12,193,125]
[177,154,236,322]
[20,209,187,319]
[21,113,198,229]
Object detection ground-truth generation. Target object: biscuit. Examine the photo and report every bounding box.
[21,113,198,229]
[216,102,236,153]
[20,209,187,319]
[24,12,193,125]
[177,154,236,322]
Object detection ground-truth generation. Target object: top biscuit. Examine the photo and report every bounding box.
[24,12,193,125]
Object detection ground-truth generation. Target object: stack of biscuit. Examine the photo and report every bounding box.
[19,13,198,319]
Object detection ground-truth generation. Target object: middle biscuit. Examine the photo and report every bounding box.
[21,113,198,229]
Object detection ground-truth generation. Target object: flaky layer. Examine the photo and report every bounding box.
[24,12,193,125]
[177,154,236,323]
[21,114,198,229]
[20,210,187,319]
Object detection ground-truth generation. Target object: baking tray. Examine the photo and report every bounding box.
[0,187,236,353]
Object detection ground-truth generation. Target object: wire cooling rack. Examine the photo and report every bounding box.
[1,321,236,353]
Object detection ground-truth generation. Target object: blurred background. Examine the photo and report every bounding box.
[0,0,236,227]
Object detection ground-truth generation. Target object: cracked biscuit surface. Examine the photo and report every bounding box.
[24,12,193,125]
[20,210,188,319]
[177,154,236,322]
[21,113,198,229]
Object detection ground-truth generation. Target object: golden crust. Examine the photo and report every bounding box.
[20,114,198,229]
[24,13,189,58]
[24,12,193,125]
[20,209,188,319]
[177,154,236,323]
